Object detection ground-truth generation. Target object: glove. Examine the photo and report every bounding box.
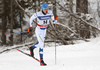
[54,15,58,20]
[28,27,32,33]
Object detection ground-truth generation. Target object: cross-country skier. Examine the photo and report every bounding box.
[28,3,58,66]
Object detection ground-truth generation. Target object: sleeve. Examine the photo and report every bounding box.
[50,11,55,23]
[30,13,37,27]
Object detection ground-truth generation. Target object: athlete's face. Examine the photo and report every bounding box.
[43,9,48,14]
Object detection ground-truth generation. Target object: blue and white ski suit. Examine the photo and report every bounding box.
[30,10,55,59]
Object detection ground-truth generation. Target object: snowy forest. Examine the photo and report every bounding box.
[0,0,100,46]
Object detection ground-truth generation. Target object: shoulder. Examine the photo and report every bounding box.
[48,10,54,17]
[32,11,41,16]
[36,11,42,15]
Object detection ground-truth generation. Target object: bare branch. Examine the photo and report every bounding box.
[14,0,30,18]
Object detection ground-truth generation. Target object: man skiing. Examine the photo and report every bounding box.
[28,3,58,66]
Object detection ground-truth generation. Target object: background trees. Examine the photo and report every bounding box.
[0,0,100,46]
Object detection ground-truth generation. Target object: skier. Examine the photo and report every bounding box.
[28,3,58,66]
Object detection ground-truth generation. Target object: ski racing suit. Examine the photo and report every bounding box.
[29,10,55,59]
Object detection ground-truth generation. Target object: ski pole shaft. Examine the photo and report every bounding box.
[55,21,57,64]
[5,31,28,35]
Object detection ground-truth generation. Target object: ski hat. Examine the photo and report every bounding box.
[42,3,48,10]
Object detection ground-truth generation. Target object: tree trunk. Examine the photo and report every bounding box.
[10,0,13,45]
[76,0,90,39]
[38,0,40,11]
[1,0,6,45]
[20,12,22,43]
[53,0,56,15]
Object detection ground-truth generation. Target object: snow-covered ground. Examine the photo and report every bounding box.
[0,37,100,70]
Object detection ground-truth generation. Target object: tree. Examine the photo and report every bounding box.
[76,0,90,39]
[10,0,13,45]
[0,1,2,30]
[1,0,7,45]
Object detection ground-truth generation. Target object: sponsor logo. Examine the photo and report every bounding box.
[38,15,51,20]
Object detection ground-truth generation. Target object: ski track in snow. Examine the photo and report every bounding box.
[0,37,100,70]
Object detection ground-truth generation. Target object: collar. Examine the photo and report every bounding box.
[42,10,46,15]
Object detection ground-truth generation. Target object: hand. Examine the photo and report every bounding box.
[28,27,32,33]
[55,15,58,20]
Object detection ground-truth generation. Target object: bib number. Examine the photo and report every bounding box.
[43,20,47,24]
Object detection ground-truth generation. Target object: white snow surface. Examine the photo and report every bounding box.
[0,37,100,70]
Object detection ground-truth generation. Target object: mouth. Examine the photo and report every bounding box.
[45,10,48,14]
[46,10,48,13]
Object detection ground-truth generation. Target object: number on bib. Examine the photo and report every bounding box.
[43,20,47,24]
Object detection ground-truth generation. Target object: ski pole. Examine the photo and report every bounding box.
[54,15,58,64]
[5,31,28,36]
[55,20,57,64]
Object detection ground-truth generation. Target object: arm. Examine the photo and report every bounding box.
[28,13,37,33]
[50,12,55,23]
[30,13,37,27]
[50,11,58,23]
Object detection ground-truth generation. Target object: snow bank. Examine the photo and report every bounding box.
[0,37,100,70]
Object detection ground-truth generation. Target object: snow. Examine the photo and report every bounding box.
[0,37,100,70]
